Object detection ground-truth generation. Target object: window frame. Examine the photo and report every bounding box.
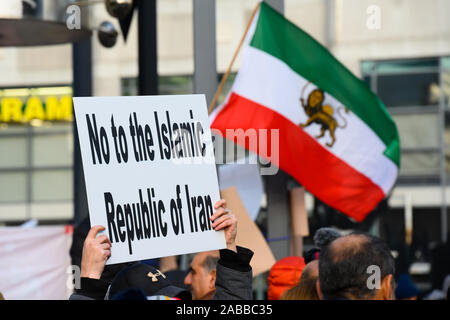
[0,85,74,205]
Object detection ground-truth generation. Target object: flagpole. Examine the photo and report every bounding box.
[208,1,261,115]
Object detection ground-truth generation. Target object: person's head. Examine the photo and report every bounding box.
[281,260,319,300]
[318,233,395,300]
[184,251,219,300]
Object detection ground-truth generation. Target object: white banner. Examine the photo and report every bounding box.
[0,226,72,300]
[73,95,226,265]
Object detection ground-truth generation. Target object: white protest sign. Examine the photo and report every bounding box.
[73,95,226,264]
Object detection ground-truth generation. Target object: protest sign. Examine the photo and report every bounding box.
[73,95,226,264]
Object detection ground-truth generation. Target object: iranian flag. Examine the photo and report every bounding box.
[210,2,400,222]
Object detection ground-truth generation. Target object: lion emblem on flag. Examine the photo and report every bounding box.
[299,83,349,147]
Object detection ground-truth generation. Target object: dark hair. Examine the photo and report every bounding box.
[318,233,395,300]
[202,255,219,274]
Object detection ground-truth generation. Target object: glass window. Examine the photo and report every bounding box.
[0,172,27,202]
[443,57,450,70]
[0,86,74,209]
[361,58,441,107]
[31,169,72,201]
[392,113,439,149]
[0,136,27,168]
[121,78,138,96]
[374,59,439,74]
[32,133,73,167]
[159,75,193,94]
[361,57,450,182]
[399,153,440,177]
[361,61,376,75]
[377,73,439,107]
[444,67,450,109]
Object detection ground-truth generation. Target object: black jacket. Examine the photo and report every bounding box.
[214,246,253,300]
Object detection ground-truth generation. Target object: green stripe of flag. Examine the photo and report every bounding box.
[250,2,400,167]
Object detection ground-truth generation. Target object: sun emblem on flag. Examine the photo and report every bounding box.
[299,82,349,147]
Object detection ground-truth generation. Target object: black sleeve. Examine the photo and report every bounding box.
[74,278,110,300]
[213,246,254,300]
[218,246,254,272]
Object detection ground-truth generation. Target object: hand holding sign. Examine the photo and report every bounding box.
[81,225,112,279]
[211,199,238,253]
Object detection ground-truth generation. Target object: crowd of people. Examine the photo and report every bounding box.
[64,199,449,301]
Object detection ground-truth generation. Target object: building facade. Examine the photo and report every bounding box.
[1,1,449,263]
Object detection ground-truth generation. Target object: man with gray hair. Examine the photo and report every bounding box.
[184,251,220,300]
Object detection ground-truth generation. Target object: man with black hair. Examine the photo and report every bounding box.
[317,233,395,300]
